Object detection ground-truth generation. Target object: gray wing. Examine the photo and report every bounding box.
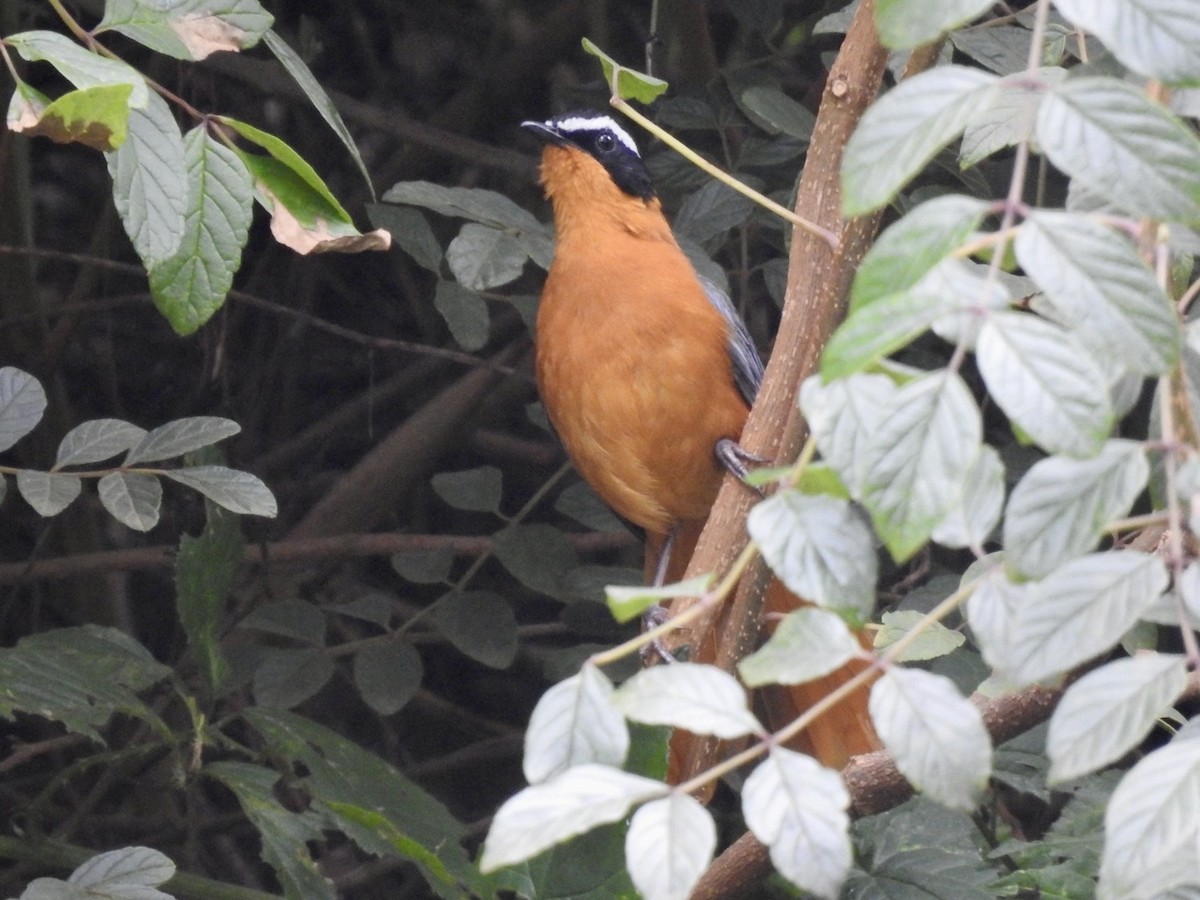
[699,276,764,406]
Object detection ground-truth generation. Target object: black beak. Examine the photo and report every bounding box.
[520,120,569,147]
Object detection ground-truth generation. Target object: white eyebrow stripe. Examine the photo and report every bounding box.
[549,115,640,157]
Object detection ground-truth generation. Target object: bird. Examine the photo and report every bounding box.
[521,109,877,773]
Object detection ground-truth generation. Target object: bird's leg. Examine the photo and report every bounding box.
[715,438,769,488]
[642,526,679,665]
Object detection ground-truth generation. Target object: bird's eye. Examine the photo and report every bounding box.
[595,132,616,153]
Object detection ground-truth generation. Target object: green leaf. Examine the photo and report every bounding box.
[1047,653,1187,783]
[869,667,991,811]
[859,370,982,562]
[1054,0,1200,86]
[327,803,464,893]
[873,0,996,49]
[950,25,1040,76]
[98,0,273,59]
[105,90,188,265]
[98,471,162,531]
[626,794,716,900]
[742,747,851,899]
[220,116,349,220]
[605,574,712,624]
[434,280,490,351]
[0,366,48,453]
[446,222,528,291]
[842,65,999,215]
[253,648,334,707]
[263,29,372,194]
[851,194,990,310]
[580,38,668,103]
[67,846,175,894]
[738,84,816,139]
[554,482,628,533]
[391,545,456,584]
[1014,210,1180,377]
[1099,737,1200,899]
[381,180,547,232]
[481,765,666,872]
[6,31,150,108]
[176,502,241,694]
[163,465,277,517]
[367,204,443,271]
[244,706,484,897]
[975,311,1114,457]
[16,470,82,516]
[148,127,253,335]
[431,465,503,512]
[55,418,146,467]
[125,416,240,464]
[1003,440,1148,578]
[492,523,579,598]
[747,490,877,617]
[353,642,423,715]
[12,82,132,151]
[612,663,761,738]
[524,664,629,784]
[1035,77,1200,225]
[673,179,757,243]
[240,599,326,645]
[873,610,966,663]
[739,607,860,687]
[0,625,171,741]
[433,591,518,669]
[204,761,334,900]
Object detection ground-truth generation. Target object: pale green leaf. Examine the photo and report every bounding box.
[742,747,851,899]
[975,311,1114,457]
[97,471,161,530]
[747,490,877,617]
[480,764,667,871]
[1054,0,1200,86]
[1035,77,1200,225]
[98,0,273,59]
[0,366,47,452]
[6,31,149,108]
[626,794,716,900]
[580,38,668,103]
[105,91,188,265]
[605,574,712,624]
[68,846,175,893]
[859,370,982,561]
[16,470,82,516]
[148,127,254,335]
[851,194,990,310]
[874,0,995,49]
[739,607,859,687]
[1003,440,1148,578]
[55,419,146,467]
[800,373,897,497]
[842,65,998,215]
[163,465,277,517]
[125,417,241,464]
[1048,653,1187,783]
[931,444,1005,550]
[869,666,991,810]
[960,68,1065,166]
[11,83,133,151]
[873,610,965,663]
[612,663,761,738]
[524,665,628,784]
[1014,210,1180,376]
[1099,738,1200,899]
[1000,551,1169,686]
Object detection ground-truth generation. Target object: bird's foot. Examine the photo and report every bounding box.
[640,603,679,665]
[715,438,769,494]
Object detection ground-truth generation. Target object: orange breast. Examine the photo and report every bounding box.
[536,227,749,536]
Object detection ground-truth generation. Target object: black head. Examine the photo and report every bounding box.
[521,111,655,201]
